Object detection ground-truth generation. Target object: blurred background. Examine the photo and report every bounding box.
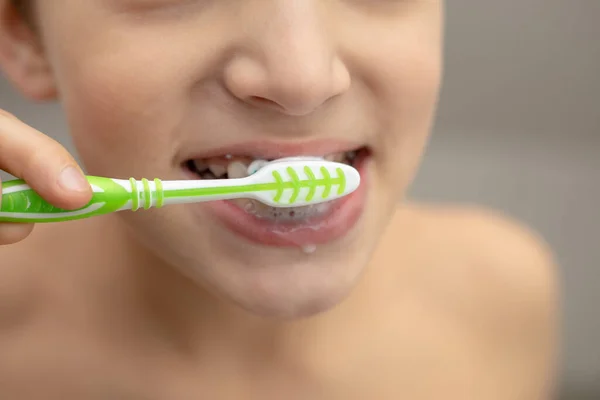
[1,1,598,398]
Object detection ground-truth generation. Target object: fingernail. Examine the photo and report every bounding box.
[58,166,89,192]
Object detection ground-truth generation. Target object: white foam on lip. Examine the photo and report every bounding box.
[302,244,317,254]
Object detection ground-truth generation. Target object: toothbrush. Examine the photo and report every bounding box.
[0,158,360,223]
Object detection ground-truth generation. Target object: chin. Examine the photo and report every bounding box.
[121,206,376,320]
[188,201,378,319]
[216,252,371,319]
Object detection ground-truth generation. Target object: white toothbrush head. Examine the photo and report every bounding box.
[245,157,361,208]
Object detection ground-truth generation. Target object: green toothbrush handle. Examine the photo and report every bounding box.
[0,159,361,223]
[0,176,163,223]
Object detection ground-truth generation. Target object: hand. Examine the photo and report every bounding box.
[0,109,92,244]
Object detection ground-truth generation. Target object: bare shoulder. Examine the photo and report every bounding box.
[0,220,96,314]
[0,222,98,386]
[396,203,560,395]
[404,203,560,329]
[0,230,51,388]
[405,203,560,305]
[0,222,88,338]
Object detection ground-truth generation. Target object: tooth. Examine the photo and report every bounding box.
[192,160,208,172]
[208,164,227,177]
[227,161,249,179]
[325,152,345,162]
[202,172,217,180]
[346,151,357,160]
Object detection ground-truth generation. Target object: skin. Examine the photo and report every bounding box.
[0,0,559,398]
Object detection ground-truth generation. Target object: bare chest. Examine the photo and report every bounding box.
[0,312,511,400]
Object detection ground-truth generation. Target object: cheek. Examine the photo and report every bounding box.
[343,11,443,179]
[362,43,442,207]
[67,68,188,177]
[67,88,179,176]
[387,48,442,148]
[374,48,442,190]
[43,29,195,176]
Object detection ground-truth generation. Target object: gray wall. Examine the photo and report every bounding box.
[1,1,599,397]
[416,1,600,397]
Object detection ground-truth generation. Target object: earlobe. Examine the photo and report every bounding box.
[0,0,57,101]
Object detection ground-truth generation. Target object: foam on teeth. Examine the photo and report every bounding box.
[247,159,269,175]
[240,201,334,222]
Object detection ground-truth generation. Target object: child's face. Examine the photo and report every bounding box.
[19,1,442,317]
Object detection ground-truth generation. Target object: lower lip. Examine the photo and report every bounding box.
[185,155,369,248]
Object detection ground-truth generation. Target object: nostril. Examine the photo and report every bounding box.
[248,96,281,110]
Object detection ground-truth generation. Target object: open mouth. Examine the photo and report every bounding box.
[184,148,364,180]
[182,147,368,223]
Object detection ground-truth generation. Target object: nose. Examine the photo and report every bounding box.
[223,3,350,116]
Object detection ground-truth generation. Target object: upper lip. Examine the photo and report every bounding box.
[182,139,365,161]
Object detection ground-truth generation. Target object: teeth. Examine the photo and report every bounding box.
[208,164,227,178]
[324,152,346,163]
[192,160,208,172]
[227,161,249,179]
[190,149,361,180]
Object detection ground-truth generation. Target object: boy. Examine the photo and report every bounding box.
[0,1,559,398]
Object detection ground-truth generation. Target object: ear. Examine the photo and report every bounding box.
[0,0,57,101]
